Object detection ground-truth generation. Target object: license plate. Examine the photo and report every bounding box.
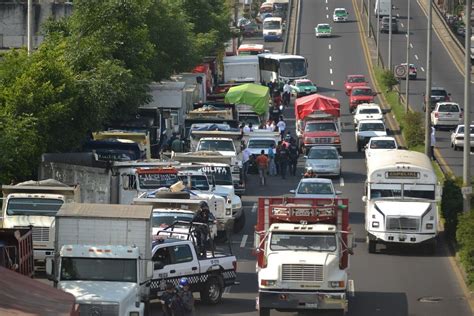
[306,303,318,308]
[293,209,312,216]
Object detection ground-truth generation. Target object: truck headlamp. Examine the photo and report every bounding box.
[130,312,140,316]
[329,281,345,288]
[372,221,379,228]
[260,279,276,287]
[426,223,434,230]
[226,209,232,216]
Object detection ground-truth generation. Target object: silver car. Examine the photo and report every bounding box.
[304,146,342,177]
[290,178,341,199]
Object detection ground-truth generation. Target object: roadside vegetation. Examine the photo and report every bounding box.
[0,0,233,183]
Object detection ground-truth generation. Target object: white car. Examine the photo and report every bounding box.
[333,8,349,22]
[365,136,398,160]
[355,119,387,152]
[451,124,474,151]
[152,210,218,240]
[431,102,463,129]
[290,178,341,199]
[353,103,383,126]
[315,23,332,37]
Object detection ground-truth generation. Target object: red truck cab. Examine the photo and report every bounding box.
[349,86,376,113]
[344,74,368,96]
[301,119,341,154]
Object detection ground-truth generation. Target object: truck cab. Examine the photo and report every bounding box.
[255,197,353,316]
[301,119,341,154]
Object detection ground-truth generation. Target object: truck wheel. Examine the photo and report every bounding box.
[233,210,246,233]
[201,276,223,305]
[259,308,271,316]
[368,239,377,253]
[153,191,190,199]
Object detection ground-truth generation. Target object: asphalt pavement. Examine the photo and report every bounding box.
[364,0,474,177]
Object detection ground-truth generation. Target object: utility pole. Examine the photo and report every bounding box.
[368,0,372,37]
[376,5,380,65]
[27,0,33,55]
[463,0,472,212]
[424,0,433,156]
[388,0,393,70]
[405,0,411,112]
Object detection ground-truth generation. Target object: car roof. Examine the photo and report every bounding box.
[294,79,312,83]
[318,23,330,26]
[357,103,381,109]
[308,145,339,151]
[369,136,396,141]
[299,178,333,184]
[347,74,365,78]
[334,7,347,10]
[436,102,459,106]
[358,119,385,124]
[431,87,446,90]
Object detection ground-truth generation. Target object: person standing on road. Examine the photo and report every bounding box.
[268,143,277,176]
[192,202,215,257]
[160,283,177,316]
[288,139,299,176]
[283,80,291,106]
[279,143,290,179]
[431,126,436,161]
[277,116,286,140]
[177,278,195,316]
[242,144,252,181]
[256,150,269,185]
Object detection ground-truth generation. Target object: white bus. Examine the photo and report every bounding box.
[363,150,441,254]
[258,53,308,83]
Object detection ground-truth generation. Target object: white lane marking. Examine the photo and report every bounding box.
[340,177,345,187]
[251,203,257,213]
[410,43,413,49]
[331,81,334,86]
[240,234,248,248]
[326,0,328,3]
[326,6,329,10]
[414,54,419,60]
[330,68,333,74]
[405,33,408,38]
[401,23,404,27]
[329,44,332,50]
[348,280,355,297]
[224,286,232,294]
[421,66,425,72]
[326,14,329,19]
[329,56,332,61]
[396,13,400,17]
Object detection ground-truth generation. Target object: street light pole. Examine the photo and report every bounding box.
[405,0,411,112]
[388,0,393,69]
[368,0,372,37]
[424,0,433,156]
[27,0,33,55]
[463,0,472,212]
[377,5,380,66]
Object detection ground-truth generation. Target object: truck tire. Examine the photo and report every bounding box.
[368,239,377,254]
[259,308,271,316]
[201,276,223,305]
[233,210,246,233]
[154,191,190,199]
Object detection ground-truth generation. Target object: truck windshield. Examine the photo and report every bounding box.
[352,89,372,96]
[305,122,337,132]
[359,123,385,131]
[6,198,64,216]
[370,184,402,198]
[270,232,337,252]
[153,212,194,227]
[138,173,179,189]
[197,140,235,152]
[248,139,276,148]
[178,175,210,191]
[370,140,396,149]
[60,257,137,282]
[359,108,380,114]
[199,166,233,185]
[263,20,281,30]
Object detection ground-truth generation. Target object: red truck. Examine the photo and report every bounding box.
[0,228,34,277]
[349,86,377,113]
[254,197,353,316]
[295,94,342,153]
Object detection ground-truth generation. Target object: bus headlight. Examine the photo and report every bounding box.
[426,223,434,230]
[372,221,379,228]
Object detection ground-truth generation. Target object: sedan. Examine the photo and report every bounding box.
[344,75,368,96]
[290,79,318,97]
[451,125,474,151]
[290,178,341,199]
[304,146,342,177]
[315,23,332,37]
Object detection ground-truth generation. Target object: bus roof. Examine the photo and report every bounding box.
[367,150,434,178]
[238,44,264,51]
[258,53,306,60]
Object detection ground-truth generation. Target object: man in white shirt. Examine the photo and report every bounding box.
[243,123,253,133]
[242,145,252,181]
[283,81,291,106]
[277,116,286,139]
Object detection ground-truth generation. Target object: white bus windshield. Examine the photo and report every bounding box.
[280,59,307,78]
[370,183,435,200]
[263,20,281,30]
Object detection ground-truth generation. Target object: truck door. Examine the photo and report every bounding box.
[152,244,197,283]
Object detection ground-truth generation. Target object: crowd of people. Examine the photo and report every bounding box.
[160,277,195,316]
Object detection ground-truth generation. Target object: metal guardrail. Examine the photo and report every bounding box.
[431,1,466,55]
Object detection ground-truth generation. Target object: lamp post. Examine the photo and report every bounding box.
[388,0,393,69]
[405,0,411,112]
[424,0,433,156]
[27,0,33,55]
[463,0,472,212]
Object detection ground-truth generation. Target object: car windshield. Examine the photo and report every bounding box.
[197,140,235,152]
[263,21,281,30]
[432,89,447,97]
[297,182,334,195]
[178,175,210,191]
[270,232,337,251]
[60,257,137,282]
[359,108,380,114]
[335,9,347,15]
[308,148,339,159]
[198,166,233,185]
[438,104,459,112]
[152,213,194,228]
[348,76,365,83]
[457,126,474,134]
[6,198,64,216]
[352,88,372,96]
[359,123,385,131]
[297,81,313,87]
[318,25,330,30]
[370,140,396,149]
[305,122,337,132]
[248,139,276,148]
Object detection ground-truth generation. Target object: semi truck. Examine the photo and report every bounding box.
[1,179,80,270]
[254,197,354,316]
[46,203,154,316]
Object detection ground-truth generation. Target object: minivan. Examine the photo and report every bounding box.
[380,17,398,33]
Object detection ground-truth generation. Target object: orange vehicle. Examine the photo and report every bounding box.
[238,44,265,55]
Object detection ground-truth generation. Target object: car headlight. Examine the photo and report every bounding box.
[372,221,379,228]
[329,281,345,288]
[426,223,434,230]
[260,279,277,286]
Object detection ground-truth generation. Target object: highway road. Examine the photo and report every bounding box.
[363,0,474,176]
[171,0,473,315]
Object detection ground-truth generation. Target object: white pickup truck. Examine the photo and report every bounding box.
[150,236,238,305]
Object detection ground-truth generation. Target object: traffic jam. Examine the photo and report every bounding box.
[0,0,467,316]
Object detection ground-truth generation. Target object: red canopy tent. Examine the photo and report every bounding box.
[294,94,341,120]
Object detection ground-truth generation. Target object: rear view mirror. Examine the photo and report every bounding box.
[147,261,153,278]
[289,189,296,194]
[362,196,367,202]
[304,156,308,159]
[336,190,342,195]
[347,232,355,254]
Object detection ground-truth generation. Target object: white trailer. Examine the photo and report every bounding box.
[223,55,260,84]
[47,203,154,316]
[364,150,441,253]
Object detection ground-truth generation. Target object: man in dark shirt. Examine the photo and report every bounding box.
[192,201,215,257]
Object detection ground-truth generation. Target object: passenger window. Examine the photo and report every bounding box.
[173,245,194,264]
[152,247,172,268]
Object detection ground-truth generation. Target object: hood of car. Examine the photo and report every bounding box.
[304,131,339,137]
[358,130,387,137]
[306,158,340,169]
[351,95,374,101]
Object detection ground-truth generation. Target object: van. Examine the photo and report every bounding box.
[380,16,398,33]
[374,0,391,17]
[263,17,283,42]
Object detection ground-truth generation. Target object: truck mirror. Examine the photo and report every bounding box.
[362,196,367,202]
[336,190,342,195]
[147,261,153,278]
[303,155,308,159]
[289,189,296,194]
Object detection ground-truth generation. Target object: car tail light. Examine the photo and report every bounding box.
[460,112,463,119]
[334,137,341,144]
[434,112,439,118]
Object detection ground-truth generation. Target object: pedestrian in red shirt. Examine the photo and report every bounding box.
[255,150,269,186]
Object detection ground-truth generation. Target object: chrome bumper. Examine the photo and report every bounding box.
[258,290,347,311]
